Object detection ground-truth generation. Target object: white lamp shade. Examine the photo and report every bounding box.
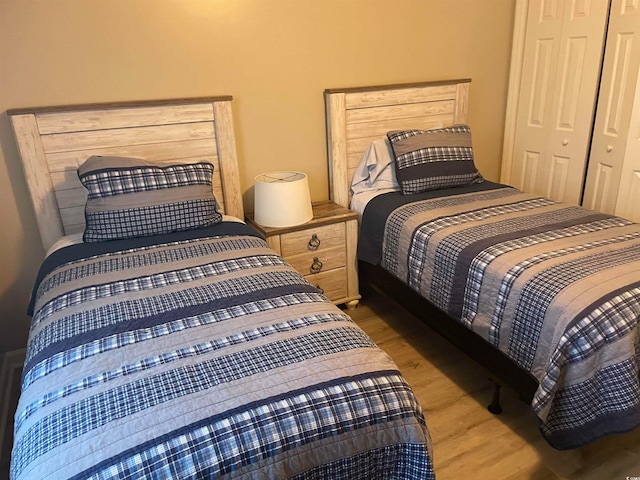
[254,171,313,227]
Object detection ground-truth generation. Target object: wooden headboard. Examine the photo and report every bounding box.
[324,79,471,208]
[9,97,244,252]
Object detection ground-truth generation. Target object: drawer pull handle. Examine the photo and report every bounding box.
[315,284,324,294]
[308,234,321,250]
[310,257,323,273]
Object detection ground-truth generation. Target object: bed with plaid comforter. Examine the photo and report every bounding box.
[11,222,433,480]
[363,184,640,449]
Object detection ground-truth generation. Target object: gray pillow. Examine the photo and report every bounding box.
[78,156,222,242]
[387,124,483,194]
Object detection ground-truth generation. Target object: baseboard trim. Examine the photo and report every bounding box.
[0,349,25,458]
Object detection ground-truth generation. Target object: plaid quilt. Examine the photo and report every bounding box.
[379,186,640,449]
[12,223,433,480]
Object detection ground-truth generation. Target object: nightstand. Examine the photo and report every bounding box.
[246,201,360,309]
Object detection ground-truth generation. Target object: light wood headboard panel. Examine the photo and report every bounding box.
[324,79,471,208]
[9,97,244,252]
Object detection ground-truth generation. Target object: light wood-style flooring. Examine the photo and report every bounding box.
[348,290,640,480]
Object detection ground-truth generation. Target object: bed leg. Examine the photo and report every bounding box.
[488,381,503,414]
[345,299,359,310]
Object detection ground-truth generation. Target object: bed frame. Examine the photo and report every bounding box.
[8,97,244,252]
[324,79,538,410]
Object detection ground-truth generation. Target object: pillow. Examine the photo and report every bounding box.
[350,138,401,195]
[387,124,483,194]
[78,156,222,242]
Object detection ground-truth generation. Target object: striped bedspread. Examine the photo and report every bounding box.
[379,186,640,449]
[12,223,433,480]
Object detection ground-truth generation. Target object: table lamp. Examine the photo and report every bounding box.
[254,171,313,227]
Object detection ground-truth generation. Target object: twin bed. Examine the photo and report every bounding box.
[325,79,640,450]
[7,78,640,479]
[8,98,433,479]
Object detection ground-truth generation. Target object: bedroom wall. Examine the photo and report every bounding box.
[0,0,516,352]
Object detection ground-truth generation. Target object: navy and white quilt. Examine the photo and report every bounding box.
[12,222,433,480]
[366,186,640,449]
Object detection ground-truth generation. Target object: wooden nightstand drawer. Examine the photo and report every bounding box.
[280,223,345,257]
[306,267,347,301]
[245,201,360,309]
[286,246,346,275]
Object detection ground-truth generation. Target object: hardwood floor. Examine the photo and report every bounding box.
[0,351,23,480]
[348,290,640,480]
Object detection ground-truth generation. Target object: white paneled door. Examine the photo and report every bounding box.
[583,0,640,222]
[505,0,609,204]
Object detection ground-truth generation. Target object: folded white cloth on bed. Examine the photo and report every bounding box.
[349,139,400,215]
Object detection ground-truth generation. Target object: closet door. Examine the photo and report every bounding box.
[582,0,640,222]
[503,0,609,204]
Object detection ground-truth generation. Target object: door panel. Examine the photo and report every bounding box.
[509,0,609,204]
[583,0,640,221]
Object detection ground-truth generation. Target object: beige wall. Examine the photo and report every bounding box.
[0,0,515,352]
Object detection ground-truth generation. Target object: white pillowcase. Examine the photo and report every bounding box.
[45,232,85,258]
[349,139,401,216]
[350,139,400,195]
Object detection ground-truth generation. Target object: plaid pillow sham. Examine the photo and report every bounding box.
[78,156,222,242]
[387,124,483,195]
